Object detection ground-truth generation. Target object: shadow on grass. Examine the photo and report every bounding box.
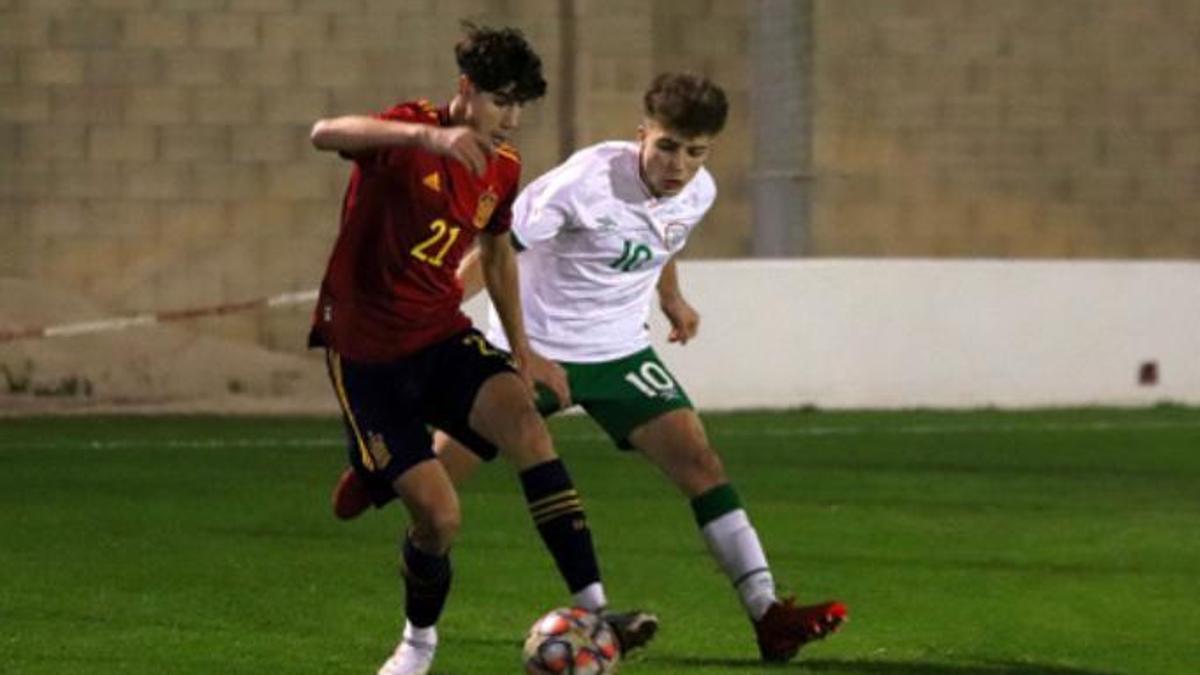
[447,637,1121,675]
[657,656,1120,675]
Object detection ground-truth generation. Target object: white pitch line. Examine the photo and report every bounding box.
[722,419,1200,437]
[2,418,1197,451]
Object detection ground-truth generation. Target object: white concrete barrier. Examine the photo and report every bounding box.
[470,259,1200,410]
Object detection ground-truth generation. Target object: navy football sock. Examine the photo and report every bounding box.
[520,459,602,593]
[401,534,452,628]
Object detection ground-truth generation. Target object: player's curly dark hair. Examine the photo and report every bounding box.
[455,22,547,103]
[643,73,728,137]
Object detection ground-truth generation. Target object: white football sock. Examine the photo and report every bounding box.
[378,622,437,675]
[403,621,437,646]
[701,509,777,620]
[572,581,608,612]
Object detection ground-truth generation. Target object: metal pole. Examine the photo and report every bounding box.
[558,0,579,161]
[751,0,814,257]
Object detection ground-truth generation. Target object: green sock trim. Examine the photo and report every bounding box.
[691,483,743,527]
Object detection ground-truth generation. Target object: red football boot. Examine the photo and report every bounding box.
[331,466,372,520]
[754,598,847,662]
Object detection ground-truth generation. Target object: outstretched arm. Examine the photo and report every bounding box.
[657,257,700,344]
[310,115,493,175]
[478,231,571,405]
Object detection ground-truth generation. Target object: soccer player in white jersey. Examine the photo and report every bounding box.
[334,73,847,663]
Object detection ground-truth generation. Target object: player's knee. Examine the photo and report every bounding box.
[412,504,461,551]
[401,480,462,551]
[697,446,726,480]
[429,507,462,545]
[513,406,554,456]
[678,445,727,493]
[498,404,555,467]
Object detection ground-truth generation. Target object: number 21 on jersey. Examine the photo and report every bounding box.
[411,219,460,267]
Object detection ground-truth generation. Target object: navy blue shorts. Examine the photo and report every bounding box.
[323,328,514,506]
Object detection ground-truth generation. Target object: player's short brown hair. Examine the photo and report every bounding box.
[643,73,728,137]
[455,22,547,103]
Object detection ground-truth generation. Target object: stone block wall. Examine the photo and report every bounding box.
[1,0,1197,375]
[814,0,1200,257]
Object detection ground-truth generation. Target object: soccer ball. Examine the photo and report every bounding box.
[522,607,620,674]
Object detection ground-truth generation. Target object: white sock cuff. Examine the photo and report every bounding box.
[572,582,608,612]
[403,621,438,646]
[700,508,751,539]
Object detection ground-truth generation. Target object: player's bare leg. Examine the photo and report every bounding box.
[629,408,847,661]
[433,430,485,486]
[378,460,460,675]
[393,459,460,556]
[466,372,556,466]
[628,408,726,497]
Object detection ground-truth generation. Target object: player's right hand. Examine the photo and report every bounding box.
[662,294,700,345]
[519,350,572,409]
[422,126,493,176]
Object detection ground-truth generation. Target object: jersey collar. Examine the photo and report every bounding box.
[620,147,676,244]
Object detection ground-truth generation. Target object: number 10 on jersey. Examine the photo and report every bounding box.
[624,361,678,399]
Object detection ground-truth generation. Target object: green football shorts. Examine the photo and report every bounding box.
[535,347,694,450]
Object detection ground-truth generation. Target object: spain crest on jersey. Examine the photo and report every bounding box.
[366,431,392,467]
[473,188,499,229]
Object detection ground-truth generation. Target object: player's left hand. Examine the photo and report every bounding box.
[661,296,700,344]
[518,350,573,408]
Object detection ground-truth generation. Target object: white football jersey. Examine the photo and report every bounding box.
[486,141,716,362]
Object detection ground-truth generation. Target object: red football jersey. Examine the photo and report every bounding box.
[311,100,521,362]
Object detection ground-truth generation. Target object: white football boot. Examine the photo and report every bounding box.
[377,622,437,675]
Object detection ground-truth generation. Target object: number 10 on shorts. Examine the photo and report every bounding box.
[624,361,679,399]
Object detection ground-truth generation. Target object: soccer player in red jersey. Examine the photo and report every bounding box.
[308,24,654,675]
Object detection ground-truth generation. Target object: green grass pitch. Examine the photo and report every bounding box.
[2,407,1198,674]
